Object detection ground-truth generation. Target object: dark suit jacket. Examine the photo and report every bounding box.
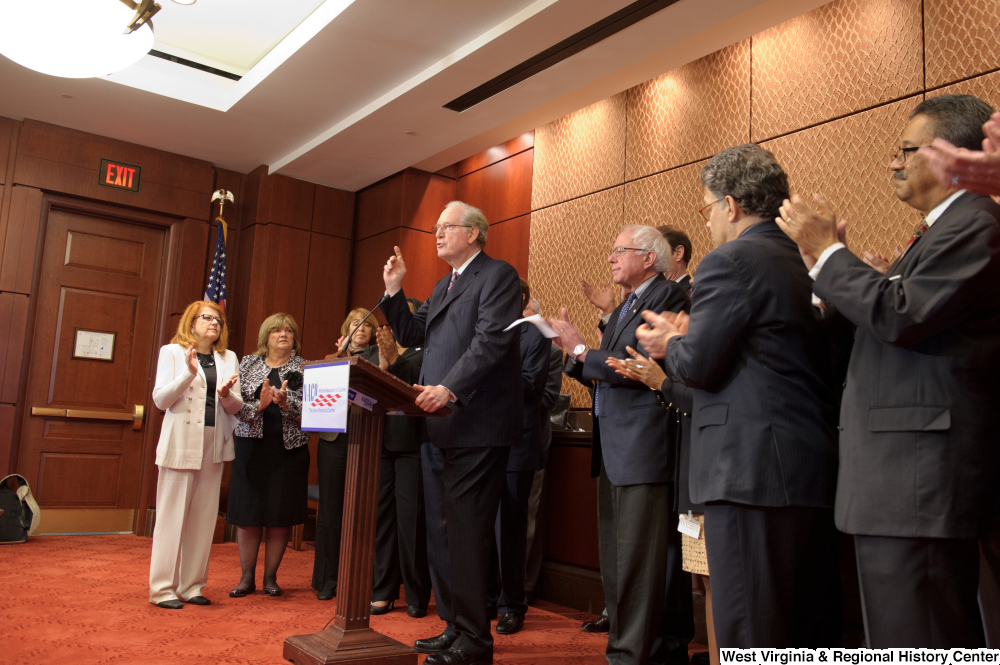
[814,192,1000,538]
[676,274,692,297]
[664,220,841,508]
[382,251,522,449]
[539,344,564,469]
[383,346,428,453]
[566,273,689,486]
[508,322,552,472]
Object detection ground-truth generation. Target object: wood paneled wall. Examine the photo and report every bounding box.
[348,134,535,321]
[0,116,356,540]
[528,0,1000,408]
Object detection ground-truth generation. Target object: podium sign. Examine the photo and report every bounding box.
[301,360,351,433]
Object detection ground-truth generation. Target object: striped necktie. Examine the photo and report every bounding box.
[447,271,458,293]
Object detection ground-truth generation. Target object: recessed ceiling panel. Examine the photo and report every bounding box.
[152,0,328,76]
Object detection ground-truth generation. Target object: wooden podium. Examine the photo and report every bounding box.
[285,357,449,665]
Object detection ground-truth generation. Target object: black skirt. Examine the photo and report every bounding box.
[226,434,309,527]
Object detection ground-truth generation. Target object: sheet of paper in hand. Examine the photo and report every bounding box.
[503,314,558,339]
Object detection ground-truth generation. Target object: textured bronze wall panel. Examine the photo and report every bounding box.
[925,0,1000,89]
[626,41,751,181]
[926,69,1000,111]
[751,0,923,142]
[623,161,713,274]
[763,98,923,259]
[532,93,627,211]
[528,187,625,407]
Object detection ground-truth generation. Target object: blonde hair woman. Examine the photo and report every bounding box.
[149,301,242,609]
[227,313,308,598]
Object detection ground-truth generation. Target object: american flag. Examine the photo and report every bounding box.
[311,393,342,407]
[204,220,227,311]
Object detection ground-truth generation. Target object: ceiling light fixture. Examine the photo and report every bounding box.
[0,0,160,79]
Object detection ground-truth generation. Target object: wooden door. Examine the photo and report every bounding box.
[18,204,166,533]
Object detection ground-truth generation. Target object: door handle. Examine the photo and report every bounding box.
[32,404,145,431]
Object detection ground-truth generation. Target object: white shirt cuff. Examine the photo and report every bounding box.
[809,243,846,280]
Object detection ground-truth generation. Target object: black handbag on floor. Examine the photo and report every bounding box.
[0,474,40,544]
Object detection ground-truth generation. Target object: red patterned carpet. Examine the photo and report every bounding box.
[1,535,619,664]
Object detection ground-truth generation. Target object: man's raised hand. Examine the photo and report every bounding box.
[383,246,407,296]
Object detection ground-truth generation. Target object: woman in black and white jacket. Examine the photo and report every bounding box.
[227,312,308,598]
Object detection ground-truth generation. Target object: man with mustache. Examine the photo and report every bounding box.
[778,94,1000,647]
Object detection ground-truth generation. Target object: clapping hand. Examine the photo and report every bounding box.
[218,374,238,398]
[776,194,848,269]
[334,335,350,358]
[257,378,273,413]
[581,280,616,317]
[376,326,398,366]
[606,346,667,391]
[270,380,289,411]
[862,247,901,275]
[634,310,689,359]
[547,308,587,359]
[185,344,198,375]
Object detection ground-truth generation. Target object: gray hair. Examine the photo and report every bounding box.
[624,224,670,273]
[700,144,790,219]
[911,94,994,151]
[528,297,541,315]
[444,200,488,248]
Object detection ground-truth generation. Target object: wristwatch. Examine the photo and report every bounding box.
[572,343,587,361]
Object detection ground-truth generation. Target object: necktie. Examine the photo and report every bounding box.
[594,293,637,417]
[447,271,458,293]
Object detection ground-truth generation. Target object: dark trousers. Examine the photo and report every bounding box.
[599,464,687,665]
[855,533,985,647]
[524,468,546,596]
[703,502,842,648]
[487,469,535,617]
[982,522,1000,647]
[422,442,455,636]
[311,439,348,593]
[372,448,431,609]
[440,445,511,657]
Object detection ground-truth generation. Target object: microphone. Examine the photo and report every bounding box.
[343,293,389,356]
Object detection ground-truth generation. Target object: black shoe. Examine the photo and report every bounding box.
[229,581,255,598]
[580,616,609,633]
[185,596,211,606]
[156,599,184,609]
[495,612,524,635]
[370,599,395,615]
[414,633,456,654]
[317,586,335,601]
[263,577,282,597]
[425,647,493,665]
[407,605,427,618]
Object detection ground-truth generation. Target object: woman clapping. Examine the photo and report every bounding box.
[149,301,242,609]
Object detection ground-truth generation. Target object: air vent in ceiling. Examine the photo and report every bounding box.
[444,0,681,113]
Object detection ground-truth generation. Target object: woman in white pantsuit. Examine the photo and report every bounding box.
[148,301,242,609]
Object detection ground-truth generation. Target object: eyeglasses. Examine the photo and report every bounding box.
[197,314,223,326]
[698,199,722,221]
[610,246,651,257]
[890,146,921,165]
[432,223,472,235]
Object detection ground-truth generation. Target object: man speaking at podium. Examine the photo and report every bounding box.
[381,200,522,665]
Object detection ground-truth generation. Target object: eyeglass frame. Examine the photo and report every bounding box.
[610,246,652,257]
[699,198,723,221]
[197,314,224,326]
[432,223,473,235]
[889,145,922,165]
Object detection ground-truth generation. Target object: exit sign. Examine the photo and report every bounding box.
[98,158,141,192]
